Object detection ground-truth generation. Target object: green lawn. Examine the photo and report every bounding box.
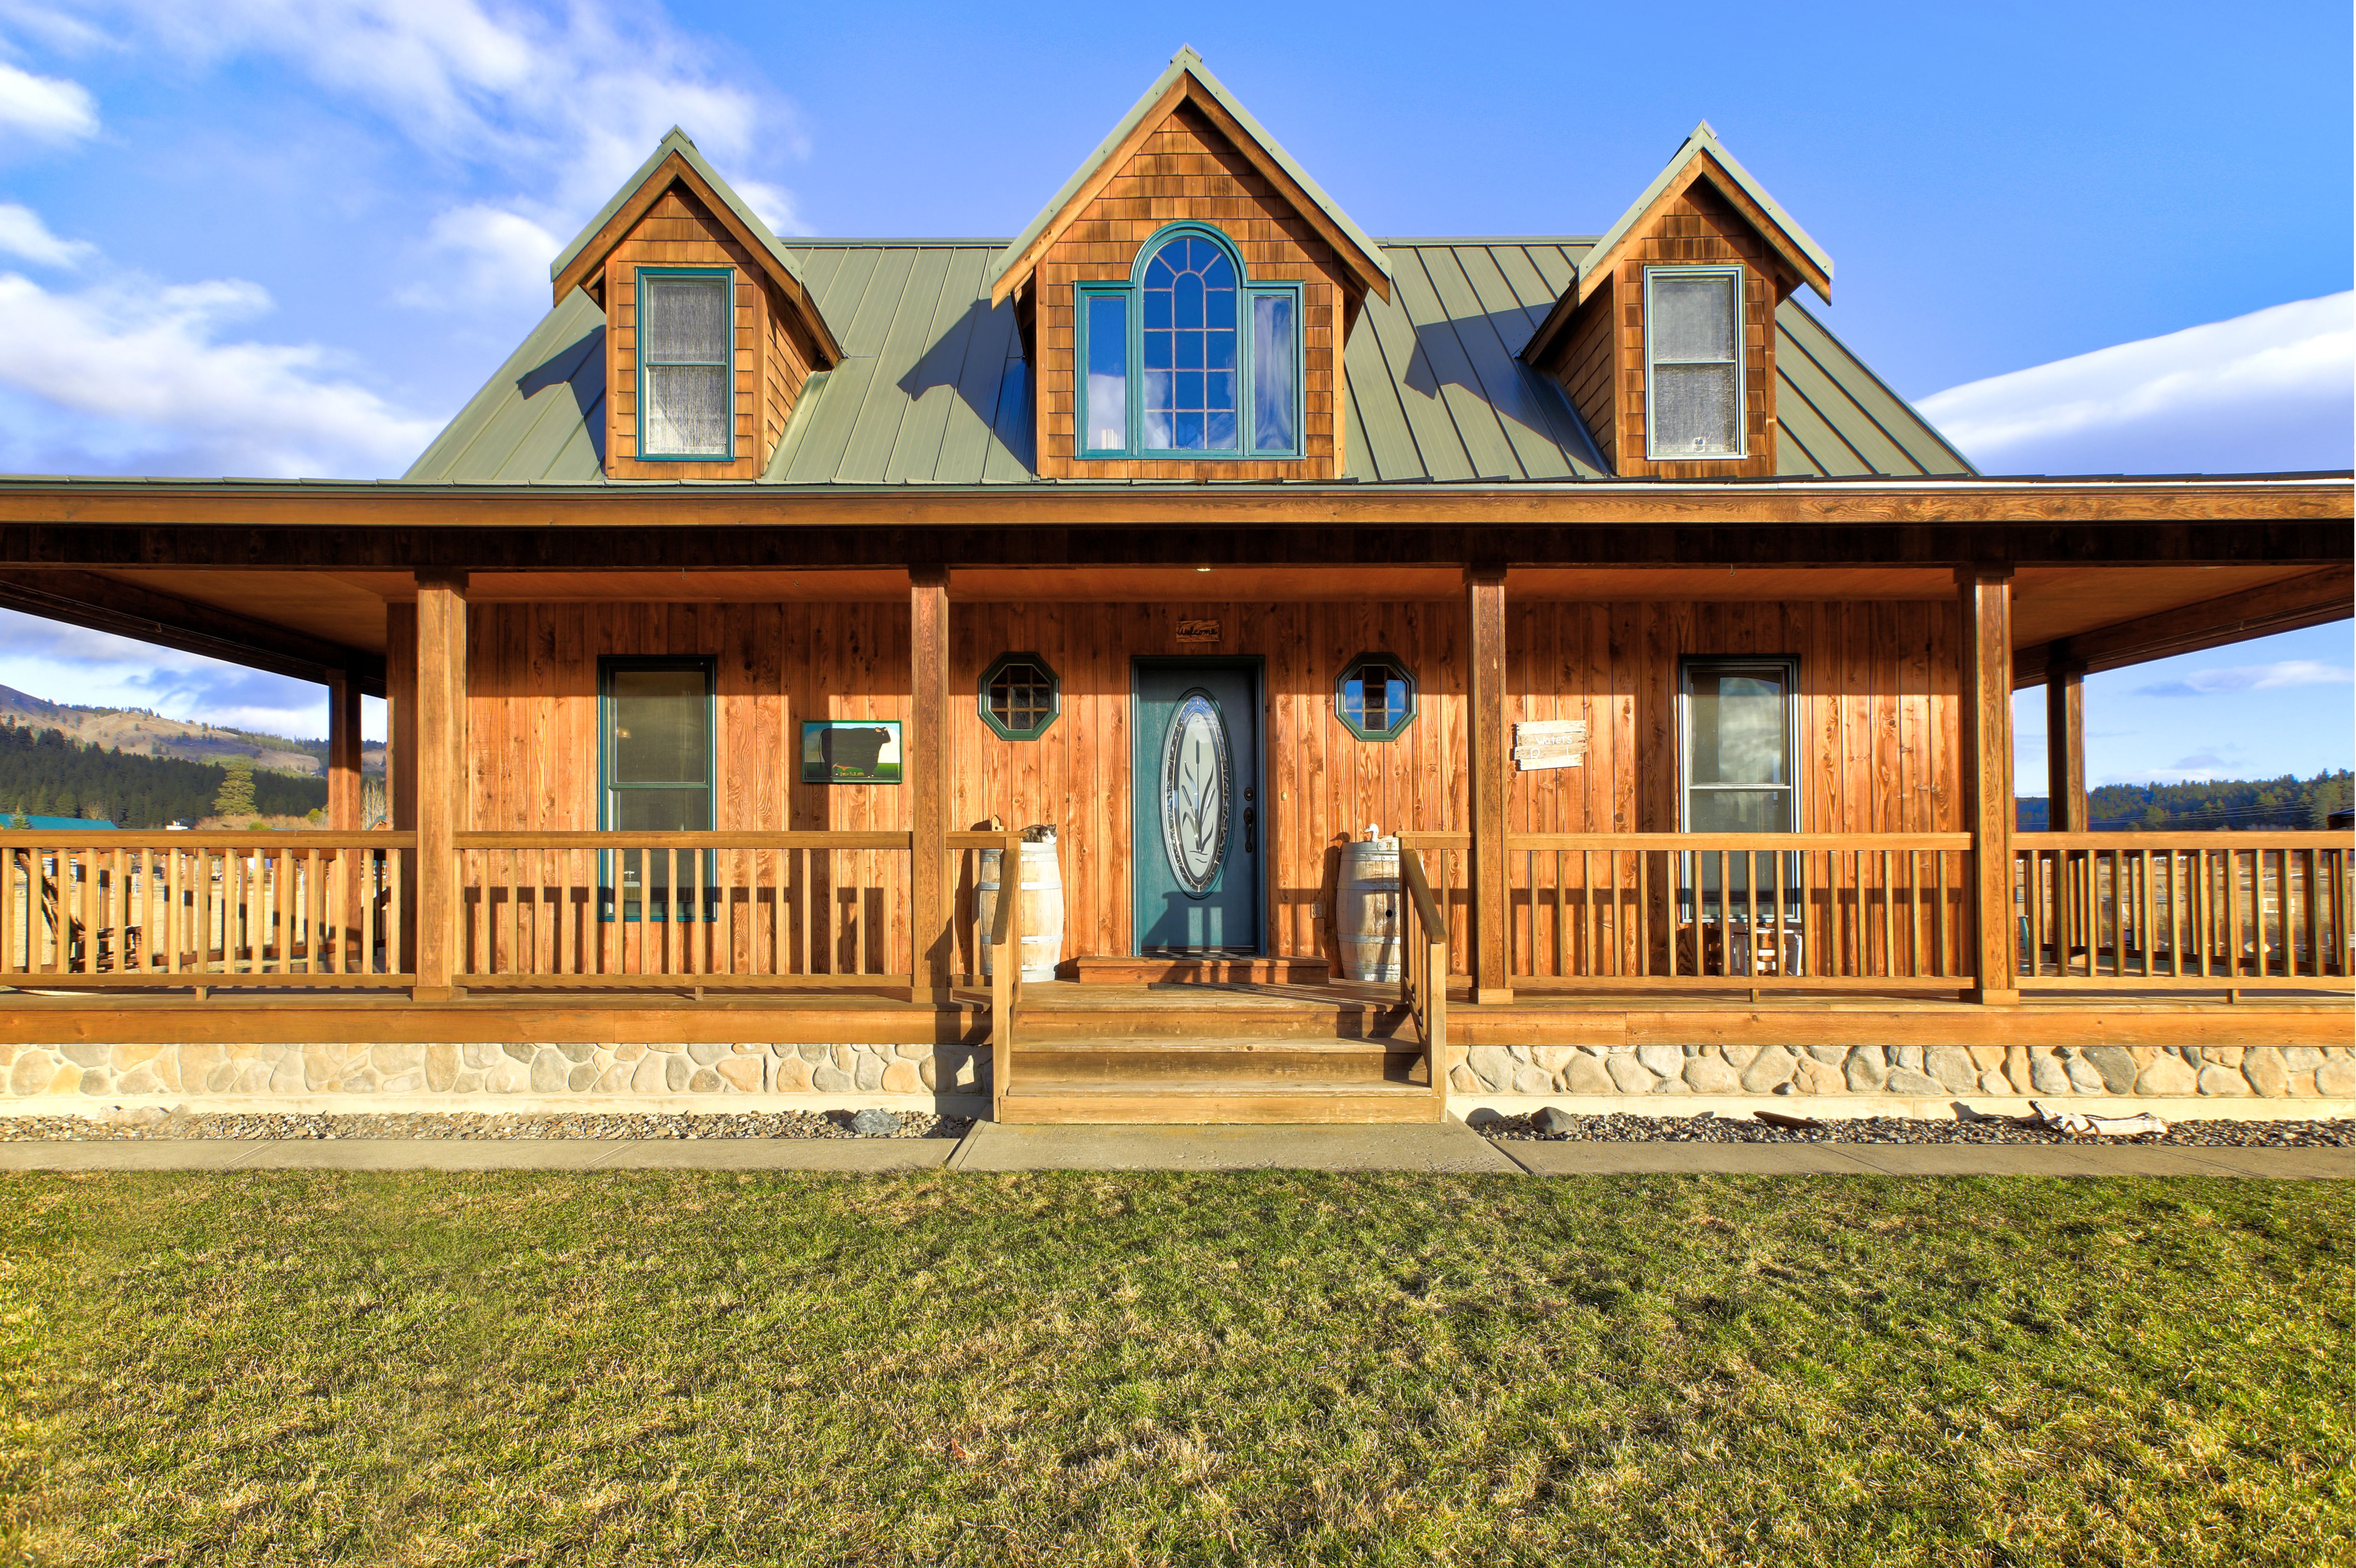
[3,1172,2347,1566]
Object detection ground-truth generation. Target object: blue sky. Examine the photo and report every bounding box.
[0,0,2347,783]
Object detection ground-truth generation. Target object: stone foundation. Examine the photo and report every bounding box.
[1,1040,990,1101]
[1453,1042,2354,1102]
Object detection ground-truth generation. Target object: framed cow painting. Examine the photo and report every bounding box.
[801,720,902,784]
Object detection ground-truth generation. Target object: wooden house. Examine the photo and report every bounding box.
[2,50,2350,1121]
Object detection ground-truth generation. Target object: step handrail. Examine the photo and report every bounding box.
[989,829,1023,1121]
[1399,844,1448,1119]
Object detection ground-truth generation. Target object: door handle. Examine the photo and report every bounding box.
[1243,804,1256,854]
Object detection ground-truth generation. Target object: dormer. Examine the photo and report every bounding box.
[985,48,1393,481]
[1523,122,1832,479]
[550,129,843,481]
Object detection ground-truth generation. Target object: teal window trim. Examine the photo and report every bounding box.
[597,654,718,923]
[979,652,1061,740]
[1335,652,1417,742]
[634,265,736,463]
[1642,264,1746,462]
[1074,222,1305,461]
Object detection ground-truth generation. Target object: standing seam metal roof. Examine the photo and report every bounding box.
[403,239,1973,486]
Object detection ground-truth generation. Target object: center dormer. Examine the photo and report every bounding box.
[986,48,1393,481]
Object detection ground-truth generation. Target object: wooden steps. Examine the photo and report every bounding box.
[997,1079,1440,1124]
[1071,955,1330,985]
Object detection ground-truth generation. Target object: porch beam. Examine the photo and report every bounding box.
[909,566,950,1004]
[2044,661,2087,834]
[0,566,384,693]
[412,572,467,1002]
[2012,563,2354,686]
[1467,564,1511,1004]
[1958,565,2018,1005]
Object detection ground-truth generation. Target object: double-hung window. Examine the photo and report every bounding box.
[600,657,716,922]
[1077,224,1302,459]
[637,267,734,460]
[1644,265,1743,459]
[1680,657,1800,927]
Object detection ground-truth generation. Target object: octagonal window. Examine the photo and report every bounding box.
[981,653,1060,740]
[1337,654,1415,741]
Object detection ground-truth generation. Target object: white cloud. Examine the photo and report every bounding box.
[1918,292,2356,476]
[82,0,809,308]
[2137,659,2354,698]
[0,57,97,144]
[395,201,562,309]
[0,264,441,476]
[0,201,93,267]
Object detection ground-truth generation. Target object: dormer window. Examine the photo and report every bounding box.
[1643,265,1744,459]
[637,267,734,460]
[1076,224,1301,460]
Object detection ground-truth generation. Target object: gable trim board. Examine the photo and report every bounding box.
[985,47,1392,310]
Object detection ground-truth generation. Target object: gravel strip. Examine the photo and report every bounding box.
[1476,1110,2354,1148]
[0,1109,970,1142]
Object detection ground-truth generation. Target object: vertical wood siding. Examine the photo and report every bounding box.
[457,598,1959,971]
[1032,102,1350,481]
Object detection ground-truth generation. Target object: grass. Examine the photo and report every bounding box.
[1,1172,2348,1566]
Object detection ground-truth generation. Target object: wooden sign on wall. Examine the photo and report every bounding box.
[1512,719,1587,771]
[1175,619,1222,644]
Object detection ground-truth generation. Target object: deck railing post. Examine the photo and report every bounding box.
[1958,564,2018,1004]
[412,570,468,1002]
[1466,563,1512,1004]
[909,566,951,1004]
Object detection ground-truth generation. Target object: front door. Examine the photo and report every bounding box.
[1133,659,1263,954]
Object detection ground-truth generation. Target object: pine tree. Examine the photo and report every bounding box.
[214,754,257,820]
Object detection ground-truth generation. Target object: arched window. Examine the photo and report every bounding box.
[1076,224,1302,460]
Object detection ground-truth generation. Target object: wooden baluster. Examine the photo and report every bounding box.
[1638,849,1652,978]
[1,845,14,980]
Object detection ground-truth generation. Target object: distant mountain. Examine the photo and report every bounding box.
[0,684,384,778]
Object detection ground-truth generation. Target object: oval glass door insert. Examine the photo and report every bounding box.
[1160,691,1231,896]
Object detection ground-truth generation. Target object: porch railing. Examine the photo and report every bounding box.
[1405,832,1977,990]
[952,829,1025,1118]
[0,831,413,988]
[451,831,913,989]
[1398,843,1449,1114]
[2013,832,2352,990]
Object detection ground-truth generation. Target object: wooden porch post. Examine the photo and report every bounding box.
[412,571,468,1001]
[2045,657,2088,832]
[1467,563,1511,1004]
[327,671,363,830]
[387,603,418,973]
[1959,565,2018,1004]
[909,566,951,1003]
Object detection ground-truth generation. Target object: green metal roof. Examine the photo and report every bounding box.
[1584,121,1833,301]
[404,238,1971,486]
[984,47,1392,301]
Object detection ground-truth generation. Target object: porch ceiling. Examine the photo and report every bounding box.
[82,569,402,654]
[2010,564,2332,650]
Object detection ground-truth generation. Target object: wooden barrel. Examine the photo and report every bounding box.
[1336,837,1401,984]
[977,838,1064,983]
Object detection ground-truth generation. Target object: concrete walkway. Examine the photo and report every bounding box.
[0,1128,2343,1177]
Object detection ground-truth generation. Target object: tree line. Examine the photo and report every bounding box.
[0,722,326,827]
[2019,769,2352,830]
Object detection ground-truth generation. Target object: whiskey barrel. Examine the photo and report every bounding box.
[1336,837,1402,984]
[977,836,1064,983]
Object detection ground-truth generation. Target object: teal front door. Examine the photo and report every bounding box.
[1133,660,1262,954]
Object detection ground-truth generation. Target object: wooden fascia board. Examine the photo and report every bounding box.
[1524,154,1830,366]
[987,75,1393,309]
[988,78,1190,308]
[552,154,843,367]
[0,567,386,694]
[2011,563,2355,687]
[0,480,2345,534]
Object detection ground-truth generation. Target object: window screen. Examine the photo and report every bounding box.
[640,272,732,458]
[601,659,715,920]
[1647,269,1741,458]
[1681,658,1799,920]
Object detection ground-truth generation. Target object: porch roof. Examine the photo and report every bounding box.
[399,239,1976,488]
